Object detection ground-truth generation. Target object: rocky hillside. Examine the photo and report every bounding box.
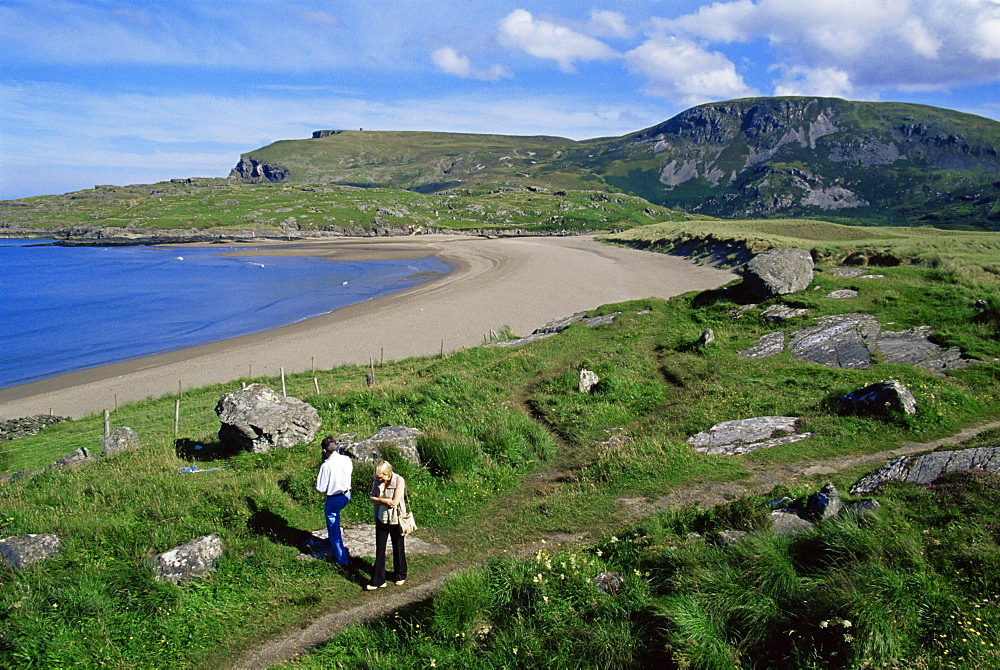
[232,97,1000,229]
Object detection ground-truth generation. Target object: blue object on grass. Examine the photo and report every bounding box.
[178,465,230,474]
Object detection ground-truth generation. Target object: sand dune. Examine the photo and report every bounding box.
[0,235,735,419]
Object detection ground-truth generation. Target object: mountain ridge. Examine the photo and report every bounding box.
[232,97,1000,229]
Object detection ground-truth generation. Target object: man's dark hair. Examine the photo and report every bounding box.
[321,436,338,455]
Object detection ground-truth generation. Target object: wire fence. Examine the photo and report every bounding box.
[0,360,417,475]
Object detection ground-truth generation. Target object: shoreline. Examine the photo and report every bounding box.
[0,235,736,420]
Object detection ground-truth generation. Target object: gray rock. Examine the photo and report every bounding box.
[579,369,600,393]
[741,248,814,300]
[696,328,715,346]
[769,510,814,536]
[150,533,223,584]
[101,426,140,456]
[738,331,786,359]
[339,426,423,465]
[805,483,843,521]
[761,305,808,322]
[688,416,812,455]
[0,415,67,442]
[50,447,97,469]
[837,380,917,417]
[0,534,62,571]
[825,289,859,299]
[215,384,321,453]
[851,446,1000,494]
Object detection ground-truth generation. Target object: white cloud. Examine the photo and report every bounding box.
[625,37,757,105]
[773,66,855,98]
[498,9,617,72]
[587,10,633,39]
[655,0,1000,92]
[431,47,512,81]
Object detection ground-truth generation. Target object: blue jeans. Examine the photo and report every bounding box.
[324,492,351,565]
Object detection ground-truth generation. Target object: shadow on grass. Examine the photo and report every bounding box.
[174,437,242,462]
[244,498,369,584]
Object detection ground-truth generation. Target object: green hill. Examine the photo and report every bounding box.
[232,97,1000,230]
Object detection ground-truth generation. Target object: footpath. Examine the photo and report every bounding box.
[231,420,1000,668]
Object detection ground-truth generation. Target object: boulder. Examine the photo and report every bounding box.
[339,426,423,465]
[837,380,917,417]
[215,384,321,453]
[851,446,1000,494]
[101,426,141,456]
[696,328,715,346]
[579,369,600,393]
[740,248,814,300]
[688,416,812,455]
[150,533,223,584]
[0,534,62,571]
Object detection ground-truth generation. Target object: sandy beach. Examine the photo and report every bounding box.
[0,235,736,420]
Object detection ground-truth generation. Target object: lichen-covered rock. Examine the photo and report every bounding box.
[150,533,223,584]
[740,248,814,300]
[837,380,917,417]
[216,384,320,453]
[0,534,62,570]
[339,426,423,465]
[769,511,814,536]
[761,305,808,322]
[825,289,859,299]
[101,426,141,456]
[696,328,715,346]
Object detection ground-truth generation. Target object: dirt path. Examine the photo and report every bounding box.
[231,420,1000,669]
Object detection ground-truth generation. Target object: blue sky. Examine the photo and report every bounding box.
[2,0,999,199]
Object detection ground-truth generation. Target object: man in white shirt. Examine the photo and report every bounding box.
[315,436,354,565]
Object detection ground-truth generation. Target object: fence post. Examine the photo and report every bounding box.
[174,399,180,438]
[314,377,320,394]
[103,409,110,438]
[281,367,287,396]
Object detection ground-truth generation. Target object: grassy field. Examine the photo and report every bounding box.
[1,226,999,668]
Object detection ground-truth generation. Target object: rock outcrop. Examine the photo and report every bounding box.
[216,384,321,453]
[688,416,812,455]
[740,313,969,373]
[101,426,141,456]
[851,446,1000,494]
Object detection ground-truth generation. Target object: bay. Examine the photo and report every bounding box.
[0,239,451,389]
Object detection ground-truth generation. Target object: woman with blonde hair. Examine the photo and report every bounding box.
[366,460,407,590]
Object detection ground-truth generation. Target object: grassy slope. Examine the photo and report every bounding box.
[1,222,999,666]
[0,180,690,236]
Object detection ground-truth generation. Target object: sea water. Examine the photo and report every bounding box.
[0,239,451,389]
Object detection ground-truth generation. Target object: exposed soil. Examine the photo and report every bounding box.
[231,420,1000,669]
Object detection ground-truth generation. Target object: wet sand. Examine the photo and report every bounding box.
[0,235,736,419]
